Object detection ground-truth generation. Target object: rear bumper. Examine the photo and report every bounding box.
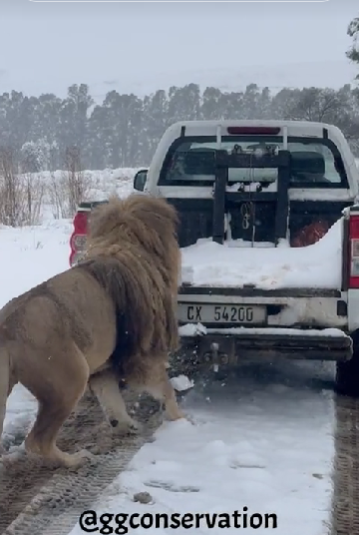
[173,287,353,368]
[178,287,348,329]
[175,328,353,366]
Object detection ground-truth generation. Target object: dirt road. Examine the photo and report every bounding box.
[0,389,163,535]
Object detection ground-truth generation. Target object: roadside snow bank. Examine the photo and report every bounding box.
[0,219,71,306]
[0,219,72,444]
[181,218,343,290]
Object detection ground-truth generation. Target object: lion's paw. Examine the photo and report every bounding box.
[66,449,95,471]
[110,418,142,435]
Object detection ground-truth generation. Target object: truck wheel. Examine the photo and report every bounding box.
[335,331,359,397]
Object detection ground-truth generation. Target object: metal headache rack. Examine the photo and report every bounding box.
[211,149,291,246]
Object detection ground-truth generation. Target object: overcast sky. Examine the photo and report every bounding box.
[0,0,357,100]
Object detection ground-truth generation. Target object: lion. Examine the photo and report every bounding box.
[0,193,184,469]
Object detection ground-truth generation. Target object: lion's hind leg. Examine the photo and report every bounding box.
[22,344,92,469]
[0,345,12,455]
[89,369,141,435]
[0,341,19,456]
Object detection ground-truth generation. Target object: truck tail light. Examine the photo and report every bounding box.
[349,214,359,288]
[73,211,87,234]
[69,211,88,266]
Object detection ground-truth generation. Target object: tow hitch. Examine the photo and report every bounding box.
[202,338,235,372]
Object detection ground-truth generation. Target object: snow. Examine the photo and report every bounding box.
[170,375,195,392]
[28,167,138,198]
[21,166,139,222]
[68,362,335,535]
[181,217,343,290]
[43,167,139,202]
[0,220,73,448]
[179,324,349,338]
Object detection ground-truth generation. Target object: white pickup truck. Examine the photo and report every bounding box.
[70,120,359,396]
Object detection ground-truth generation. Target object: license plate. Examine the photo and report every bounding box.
[178,303,267,325]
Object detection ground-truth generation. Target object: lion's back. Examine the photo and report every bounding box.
[0,266,117,369]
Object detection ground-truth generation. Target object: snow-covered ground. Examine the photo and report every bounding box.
[25,166,140,222]
[1,164,356,533]
[38,166,139,203]
[67,362,335,535]
[1,220,72,445]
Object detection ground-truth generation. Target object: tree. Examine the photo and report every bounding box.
[288,87,341,122]
[347,16,359,77]
[143,90,169,162]
[0,77,359,170]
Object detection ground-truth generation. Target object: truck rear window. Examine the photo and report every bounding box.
[158,135,348,188]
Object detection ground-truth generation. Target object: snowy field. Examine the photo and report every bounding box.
[41,166,139,203]
[1,163,358,533]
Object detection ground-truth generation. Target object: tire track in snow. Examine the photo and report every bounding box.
[0,390,163,535]
[330,394,359,535]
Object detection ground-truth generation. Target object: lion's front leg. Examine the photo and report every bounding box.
[89,369,141,434]
[128,360,185,422]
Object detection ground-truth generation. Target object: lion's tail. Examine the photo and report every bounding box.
[0,337,11,446]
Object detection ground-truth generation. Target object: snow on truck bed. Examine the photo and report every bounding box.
[180,218,343,291]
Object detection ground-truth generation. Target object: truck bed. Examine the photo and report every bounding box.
[180,217,343,291]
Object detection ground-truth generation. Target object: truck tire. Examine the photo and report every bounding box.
[335,330,359,397]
